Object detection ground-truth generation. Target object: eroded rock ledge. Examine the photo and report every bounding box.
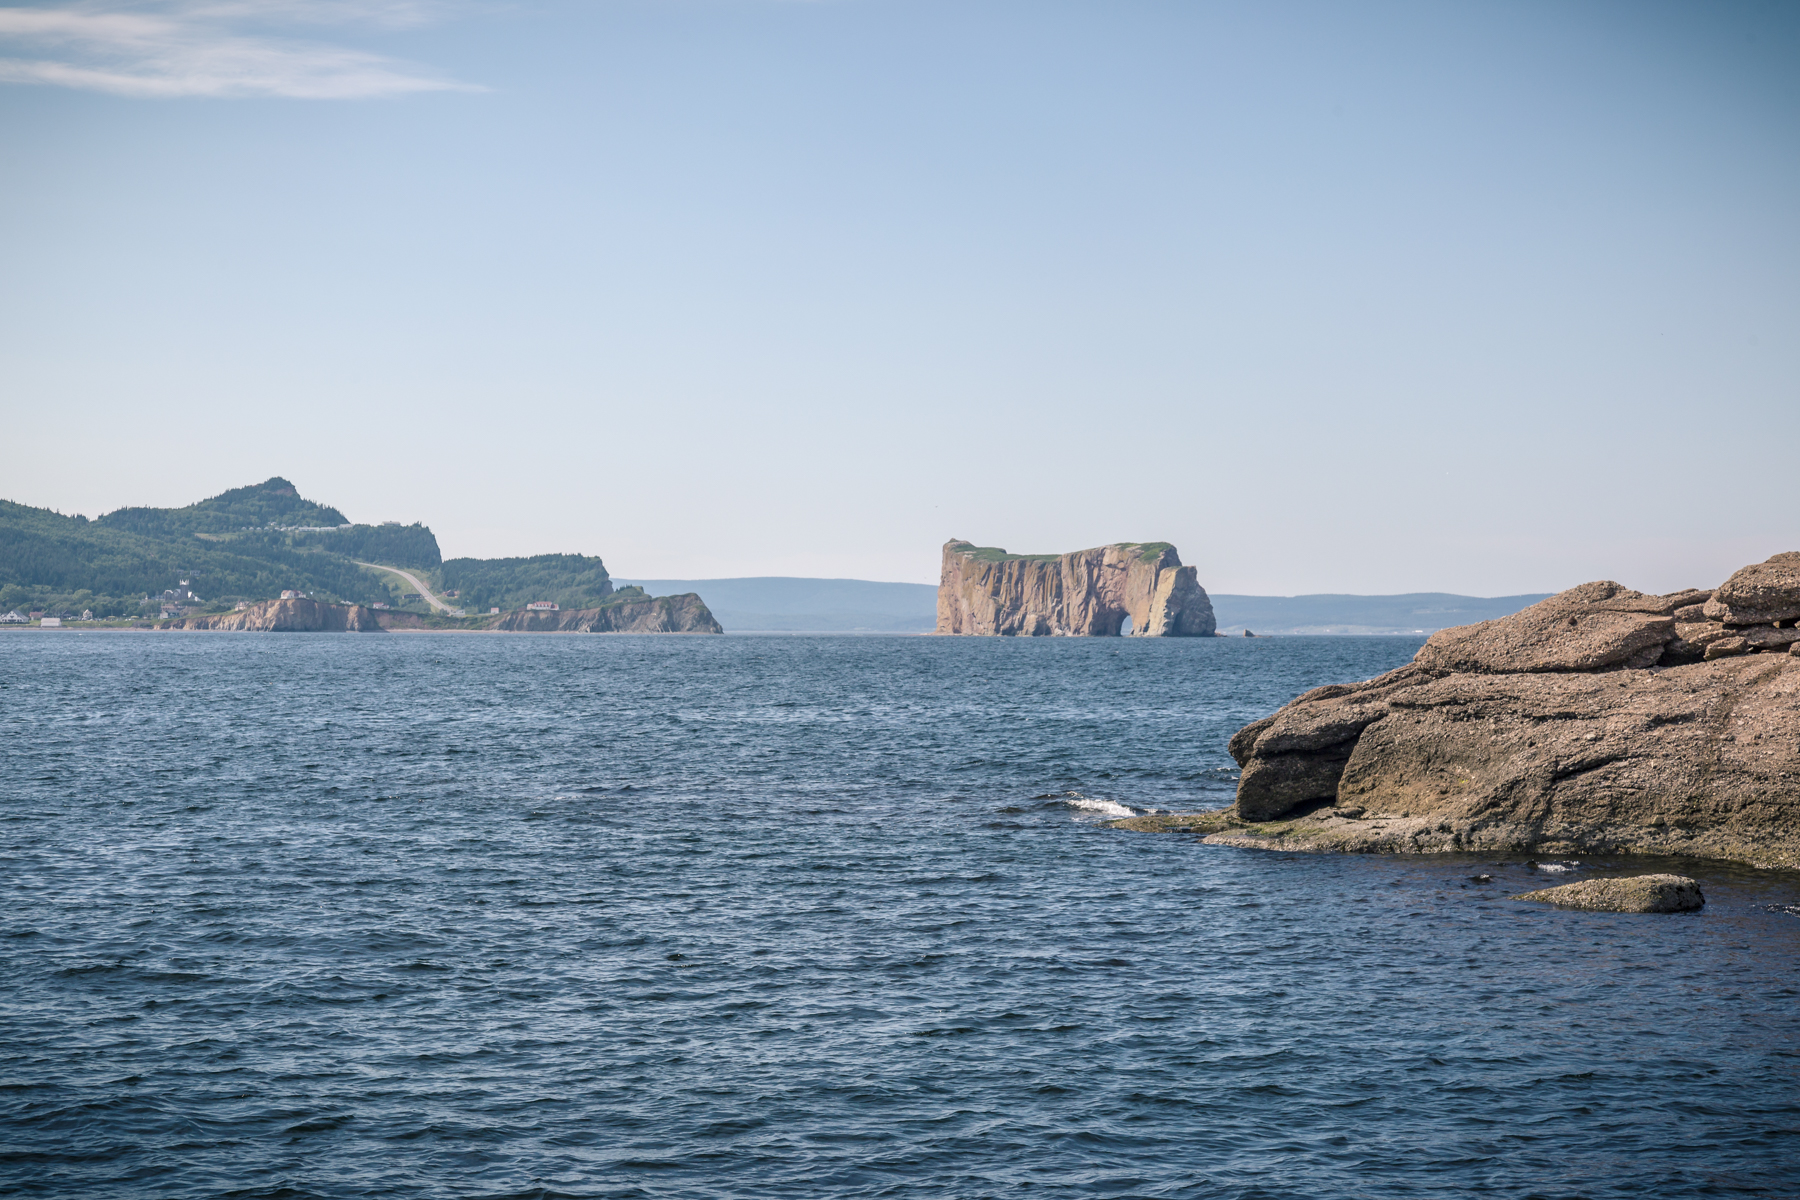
[1121,553,1800,868]
[936,539,1216,637]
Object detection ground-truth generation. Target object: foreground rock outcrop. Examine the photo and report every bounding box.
[936,540,1215,637]
[162,598,383,632]
[1513,874,1704,913]
[1123,553,1800,868]
[486,593,722,634]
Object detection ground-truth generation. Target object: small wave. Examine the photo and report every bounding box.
[1056,792,1139,818]
[1529,861,1584,873]
[1756,903,1800,917]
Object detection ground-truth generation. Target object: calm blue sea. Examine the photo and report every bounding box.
[2,632,1797,1199]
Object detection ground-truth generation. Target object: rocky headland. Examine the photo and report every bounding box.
[1114,552,1800,868]
[936,540,1215,637]
[486,593,722,634]
[160,593,723,634]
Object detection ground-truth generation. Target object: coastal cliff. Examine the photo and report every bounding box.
[485,593,722,634]
[162,598,383,632]
[160,593,722,634]
[1121,553,1800,868]
[936,540,1215,637]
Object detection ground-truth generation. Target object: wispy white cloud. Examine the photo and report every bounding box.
[0,1,479,98]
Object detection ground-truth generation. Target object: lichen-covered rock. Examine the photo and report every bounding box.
[1208,557,1800,868]
[1704,552,1800,625]
[936,540,1216,637]
[162,598,383,632]
[1513,874,1703,913]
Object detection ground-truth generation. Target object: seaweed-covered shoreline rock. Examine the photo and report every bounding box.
[1158,552,1800,869]
[1513,874,1704,913]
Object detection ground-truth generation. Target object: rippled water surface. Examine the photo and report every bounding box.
[3,632,1798,1199]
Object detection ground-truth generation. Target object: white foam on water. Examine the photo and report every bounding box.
[1532,861,1583,873]
[1058,792,1138,818]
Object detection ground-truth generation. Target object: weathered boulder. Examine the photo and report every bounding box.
[1411,582,1695,674]
[162,598,382,632]
[1210,557,1800,868]
[1704,552,1800,625]
[1513,874,1704,913]
[936,539,1216,637]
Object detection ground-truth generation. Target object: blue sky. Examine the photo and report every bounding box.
[1,0,1795,593]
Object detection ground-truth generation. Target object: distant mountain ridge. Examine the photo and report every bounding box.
[1207,593,1556,636]
[619,578,1553,634]
[617,577,938,632]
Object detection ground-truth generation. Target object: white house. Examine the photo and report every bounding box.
[0,610,26,624]
[526,601,559,611]
[280,590,301,600]
[39,617,62,627]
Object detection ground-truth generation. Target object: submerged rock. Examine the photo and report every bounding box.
[1513,874,1704,913]
[936,539,1216,637]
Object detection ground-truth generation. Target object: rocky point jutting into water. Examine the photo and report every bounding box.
[1115,552,1800,868]
[936,540,1216,637]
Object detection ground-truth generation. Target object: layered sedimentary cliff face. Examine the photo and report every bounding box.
[163,598,383,632]
[486,593,723,634]
[1204,553,1800,868]
[936,540,1215,637]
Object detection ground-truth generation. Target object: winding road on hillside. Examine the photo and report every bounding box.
[356,562,456,614]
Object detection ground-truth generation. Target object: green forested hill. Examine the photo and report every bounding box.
[439,554,614,612]
[0,478,615,620]
[290,523,441,569]
[0,493,393,617]
[95,477,348,538]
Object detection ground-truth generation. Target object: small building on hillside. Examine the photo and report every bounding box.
[0,610,26,624]
[80,610,93,621]
[280,590,301,600]
[40,617,62,627]
[527,601,559,611]
[234,602,250,610]
[372,602,390,610]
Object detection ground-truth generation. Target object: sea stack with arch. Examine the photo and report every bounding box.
[936,539,1217,637]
